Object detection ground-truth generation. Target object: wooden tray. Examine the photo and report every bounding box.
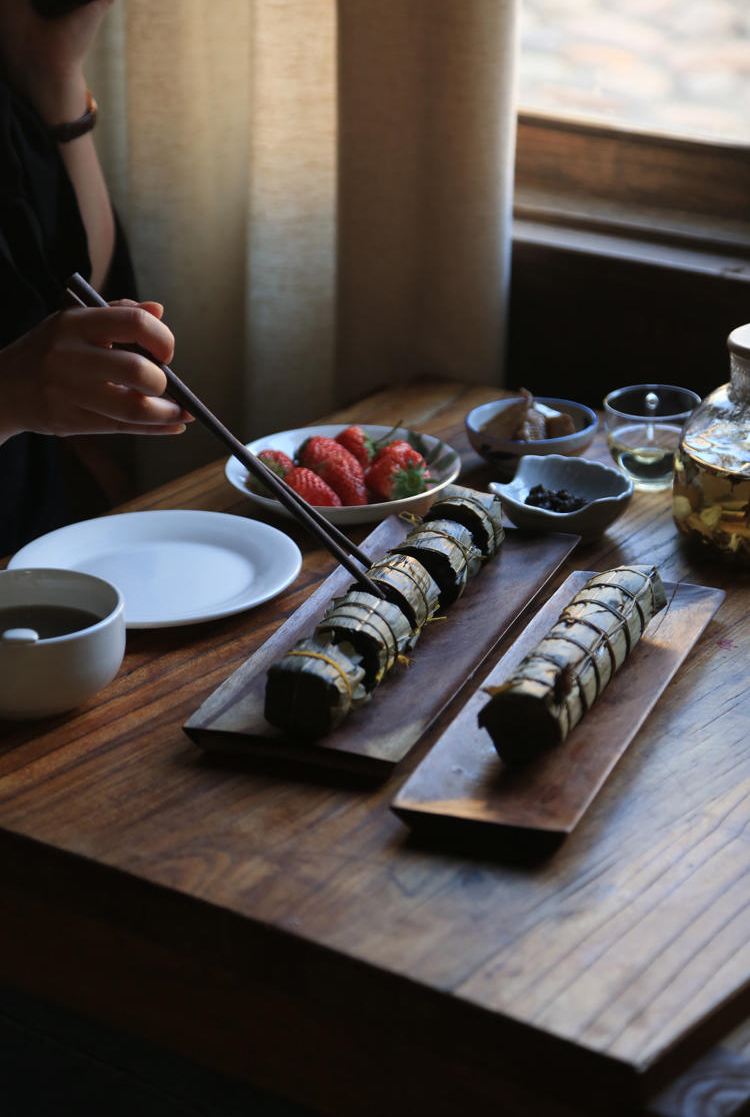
[184,518,579,777]
[391,572,725,835]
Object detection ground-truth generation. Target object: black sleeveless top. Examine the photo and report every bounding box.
[0,75,136,556]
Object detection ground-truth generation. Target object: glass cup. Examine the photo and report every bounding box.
[603,384,701,492]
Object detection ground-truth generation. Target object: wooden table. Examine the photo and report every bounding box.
[2,379,750,1117]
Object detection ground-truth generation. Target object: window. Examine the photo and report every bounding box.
[514,1,750,254]
[509,1,750,404]
[518,0,750,145]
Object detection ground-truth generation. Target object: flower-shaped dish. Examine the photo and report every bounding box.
[225,424,461,526]
[466,396,598,480]
[490,454,634,542]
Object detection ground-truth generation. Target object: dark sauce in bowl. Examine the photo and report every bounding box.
[0,605,102,639]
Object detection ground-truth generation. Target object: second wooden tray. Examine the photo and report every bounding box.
[391,572,725,836]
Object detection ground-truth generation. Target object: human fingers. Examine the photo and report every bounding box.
[61,409,188,437]
[138,300,165,320]
[65,307,193,421]
[51,311,194,427]
[50,334,173,402]
[56,410,188,436]
[70,304,176,367]
[20,375,187,436]
[109,298,165,320]
[0,310,187,441]
[50,306,177,400]
[92,349,193,424]
[113,421,187,436]
[61,379,189,427]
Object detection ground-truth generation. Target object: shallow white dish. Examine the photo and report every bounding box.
[225,424,461,526]
[9,511,302,629]
[490,454,634,541]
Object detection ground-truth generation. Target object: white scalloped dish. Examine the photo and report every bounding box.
[490,454,634,541]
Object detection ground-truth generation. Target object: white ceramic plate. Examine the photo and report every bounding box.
[225,424,462,525]
[9,510,302,629]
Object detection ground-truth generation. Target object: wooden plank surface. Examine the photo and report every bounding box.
[185,520,578,776]
[392,574,725,838]
[1,378,749,1116]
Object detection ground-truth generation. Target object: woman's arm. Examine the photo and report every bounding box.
[0,0,115,287]
[48,91,115,291]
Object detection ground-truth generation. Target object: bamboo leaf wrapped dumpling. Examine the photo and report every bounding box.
[263,483,506,741]
[316,590,416,690]
[265,636,368,738]
[392,520,482,606]
[478,564,667,766]
[424,485,505,560]
[366,553,441,630]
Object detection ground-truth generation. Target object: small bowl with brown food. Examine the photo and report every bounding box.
[490,454,634,541]
[466,390,598,479]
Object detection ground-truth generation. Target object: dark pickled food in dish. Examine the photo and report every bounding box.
[525,484,587,513]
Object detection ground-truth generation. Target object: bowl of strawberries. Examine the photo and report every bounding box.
[225,423,462,525]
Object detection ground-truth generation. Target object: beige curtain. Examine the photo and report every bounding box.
[88,0,518,489]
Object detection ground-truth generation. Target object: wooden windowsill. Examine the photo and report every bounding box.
[513,217,750,283]
[514,111,750,271]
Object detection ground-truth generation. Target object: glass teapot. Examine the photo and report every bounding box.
[672,323,750,563]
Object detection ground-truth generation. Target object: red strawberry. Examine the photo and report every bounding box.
[249,448,294,495]
[365,454,428,501]
[298,435,367,506]
[335,425,374,468]
[298,435,343,471]
[284,466,342,507]
[259,447,294,473]
[371,439,426,470]
[318,454,368,505]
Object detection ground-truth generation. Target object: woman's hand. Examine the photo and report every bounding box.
[0,0,114,123]
[0,302,193,444]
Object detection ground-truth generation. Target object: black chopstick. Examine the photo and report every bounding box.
[65,273,385,599]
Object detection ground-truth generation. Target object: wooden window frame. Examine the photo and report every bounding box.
[508,112,750,402]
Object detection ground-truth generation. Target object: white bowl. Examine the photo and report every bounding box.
[466,396,598,480]
[490,454,634,541]
[225,424,461,525]
[0,568,125,719]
